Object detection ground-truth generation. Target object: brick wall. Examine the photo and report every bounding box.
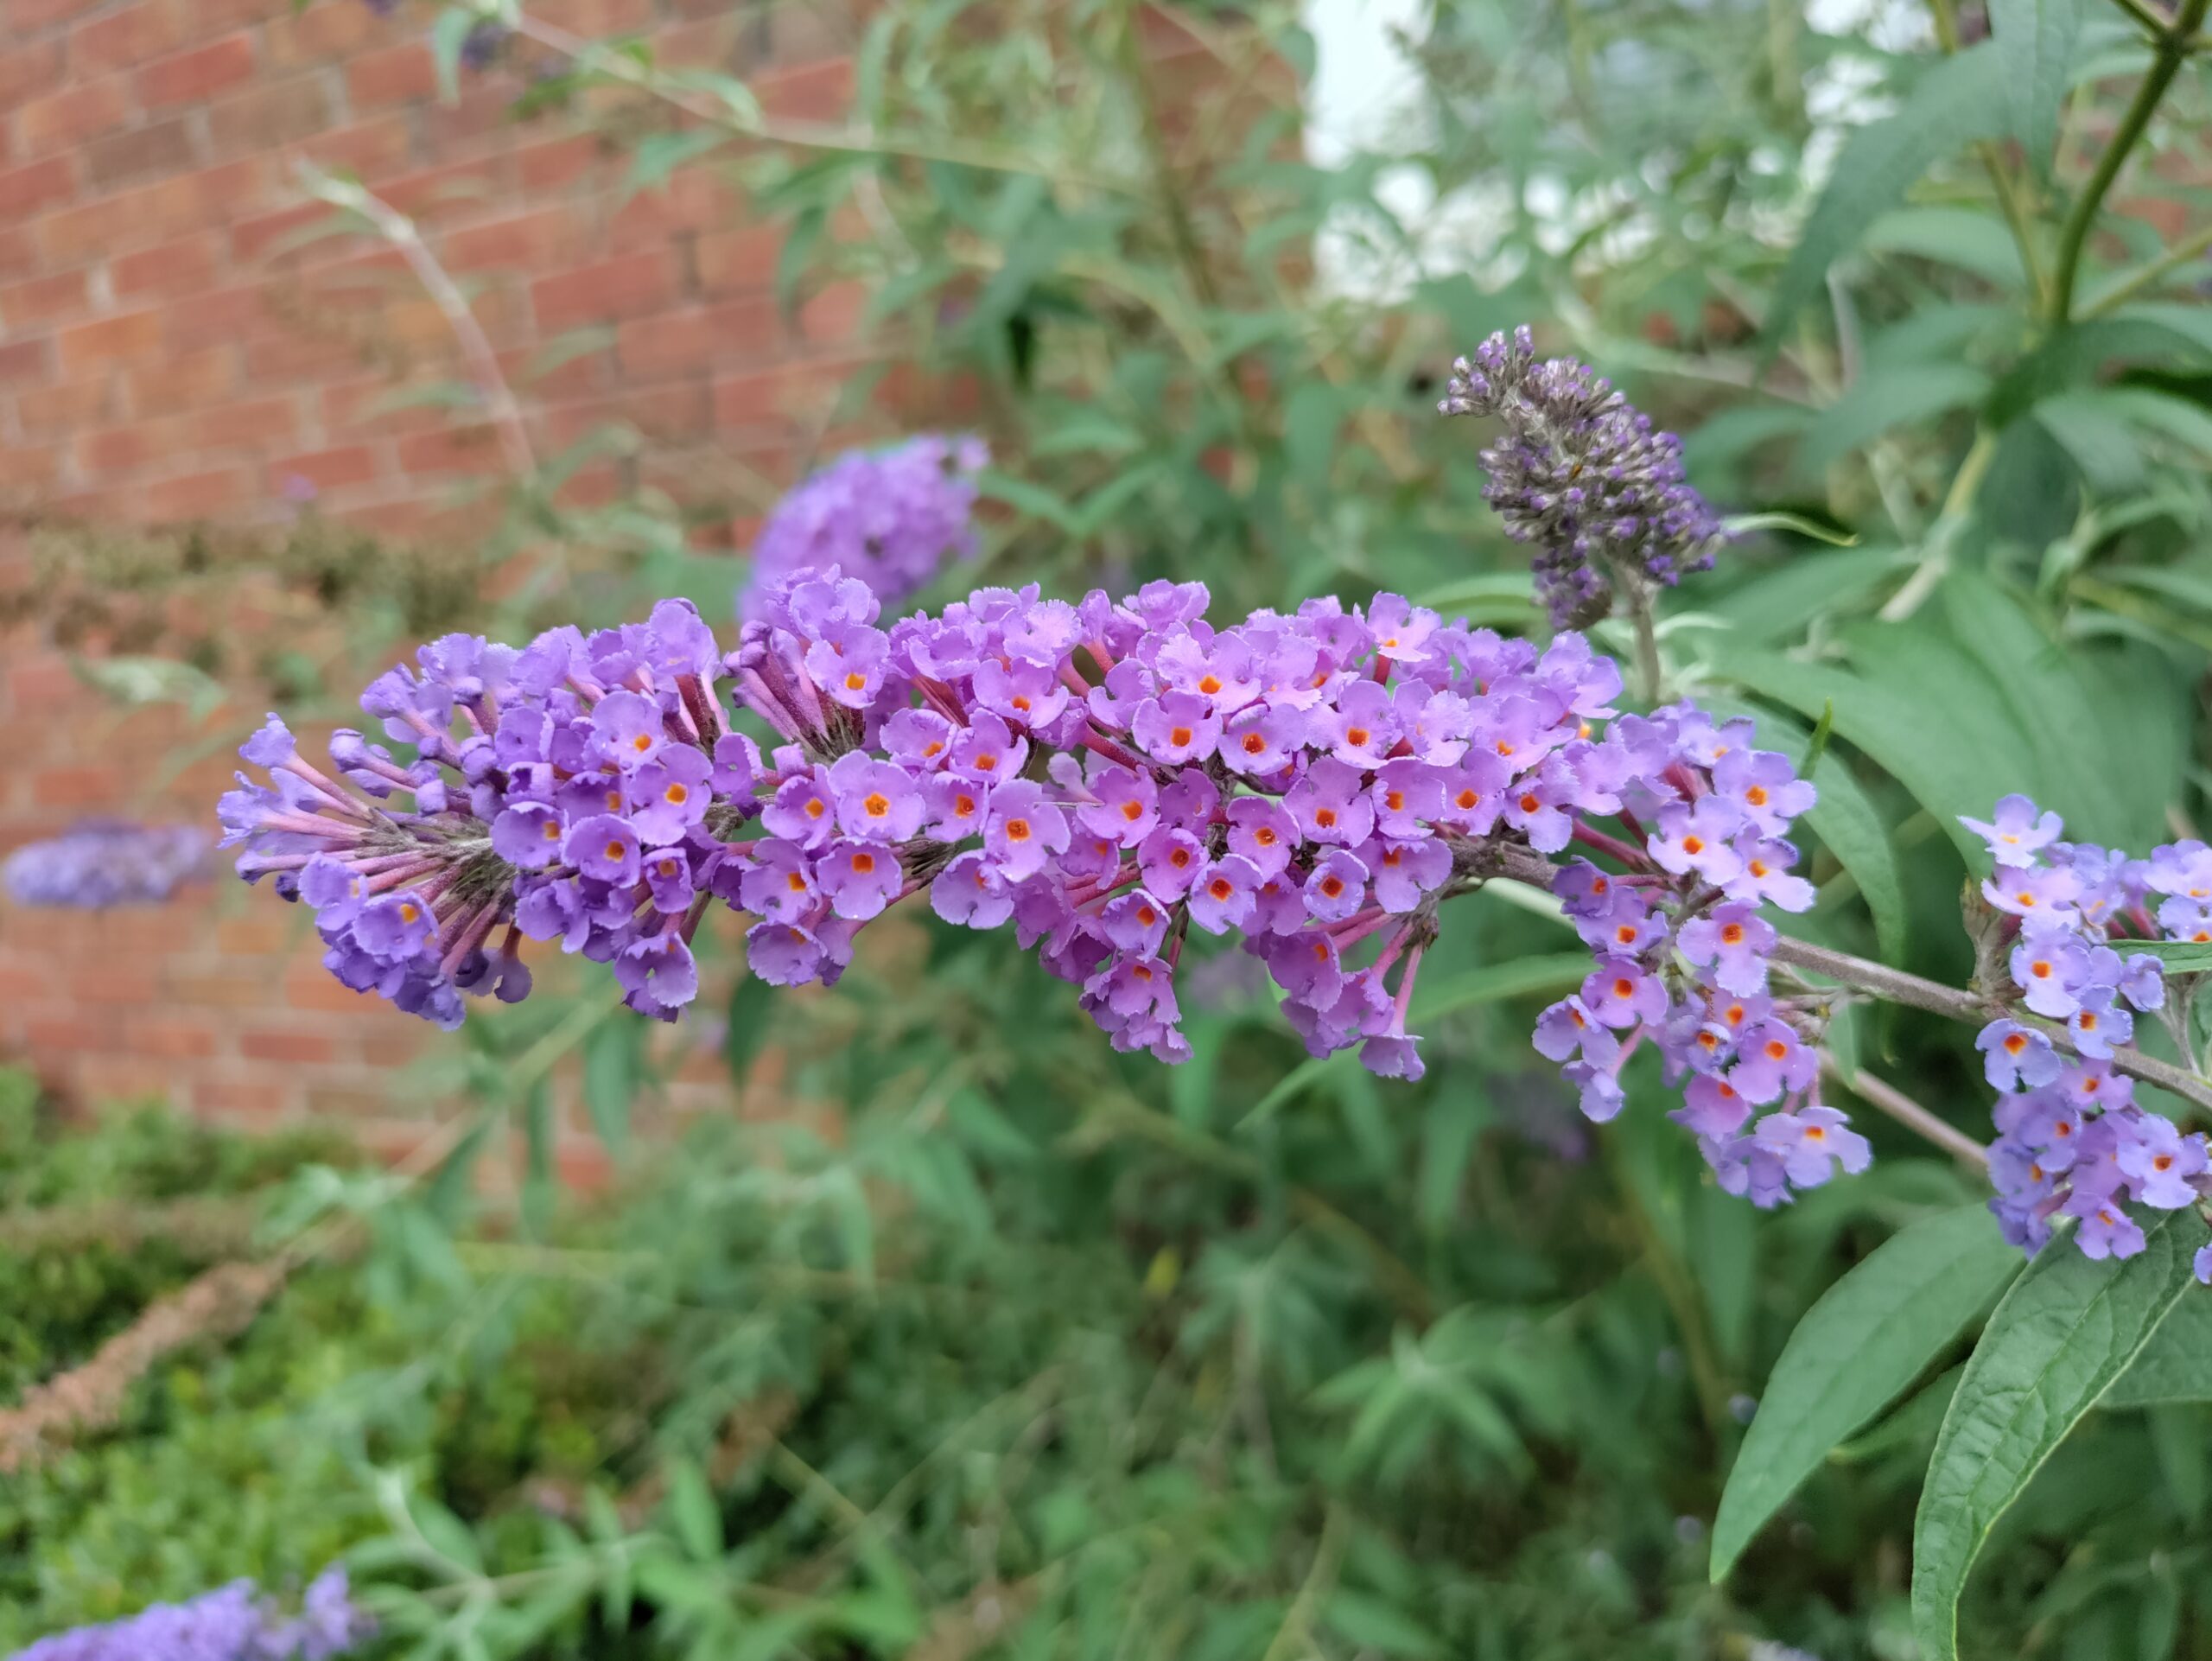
[0,0,861,1152]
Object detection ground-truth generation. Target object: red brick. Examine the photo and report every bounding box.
[18,78,131,154]
[534,0,656,32]
[84,117,202,190]
[0,41,67,113]
[163,282,272,341]
[127,345,239,417]
[379,155,513,223]
[28,764,116,807]
[139,35,258,109]
[605,167,743,241]
[199,393,301,450]
[112,232,220,299]
[69,965,160,1005]
[75,423,163,478]
[25,1015,104,1054]
[394,423,505,476]
[56,309,164,373]
[695,224,784,295]
[129,1019,219,1060]
[0,156,76,220]
[264,1,388,66]
[299,112,413,181]
[0,337,52,389]
[270,444,382,493]
[69,2,179,75]
[0,442,62,496]
[136,464,252,522]
[240,1028,338,1064]
[207,71,337,152]
[544,380,712,447]
[0,269,88,329]
[6,0,98,31]
[15,377,111,436]
[345,41,435,109]
[531,248,678,333]
[614,297,778,379]
[513,132,604,193]
[441,205,587,273]
[232,202,344,265]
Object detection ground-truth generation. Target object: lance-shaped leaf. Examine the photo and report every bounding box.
[1710,1204,2021,1581]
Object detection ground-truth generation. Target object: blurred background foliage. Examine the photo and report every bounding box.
[12,0,2212,1654]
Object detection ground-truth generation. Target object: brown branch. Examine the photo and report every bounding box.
[1821,1055,1990,1168]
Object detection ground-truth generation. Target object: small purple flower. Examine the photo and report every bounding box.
[591,689,666,769]
[1984,862,2082,923]
[2066,1193,2147,1260]
[1100,888,1172,956]
[1677,905,1775,997]
[931,851,1014,928]
[1977,1020,2063,1091]
[1076,764,1159,845]
[1225,796,1297,877]
[1286,757,1375,847]
[763,772,839,849]
[1710,749,1814,835]
[628,745,712,845]
[817,839,903,921]
[1303,849,1370,922]
[1131,690,1223,765]
[1188,855,1263,934]
[1730,1020,1817,1105]
[566,813,641,886]
[1325,679,1397,768]
[1217,705,1298,775]
[1753,1106,1871,1188]
[830,752,925,843]
[2196,1243,2212,1286]
[1959,794,2063,862]
[949,711,1028,786]
[2116,1115,2206,1209]
[1534,995,1600,1060]
[353,890,435,961]
[925,773,991,842]
[1676,1072,1751,1137]
[739,839,817,923]
[1582,959,1668,1029]
[1139,825,1205,899]
[618,930,700,1016]
[748,920,827,985]
[1367,836,1449,912]
[1649,798,1746,887]
[982,780,1070,881]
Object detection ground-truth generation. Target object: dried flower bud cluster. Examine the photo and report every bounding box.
[1961,796,2212,1270]
[1441,326,1726,627]
[3,823,208,909]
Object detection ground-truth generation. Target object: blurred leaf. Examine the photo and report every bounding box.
[665,1457,723,1562]
[1989,0,2082,180]
[1710,1204,2019,1581]
[1764,43,2010,343]
[1795,364,1992,480]
[724,981,773,1090]
[428,7,478,104]
[622,130,730,202]
[1682,548,1908,645]
[2112,940,2212,974]
[582,1019,638,1156]
[1324,1590,1446,1658]
[1864,206,2025,288]
[72,656,228,722]
[1915,1208,2198,1659]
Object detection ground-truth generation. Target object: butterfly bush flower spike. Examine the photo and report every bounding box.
[1959,796,2212,1263]
[3,823,208,908]
[12,1566,372,1661]
[1440,326,1726,627]
[739,434,987,620]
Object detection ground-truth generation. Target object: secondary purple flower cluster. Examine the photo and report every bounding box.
[740,435,986,622]
[1961,796,2212,1272]
[1440,326,1726,627]
[3,823,208,909]
[11,1568,371,1661]
[1529,713,1870,1207]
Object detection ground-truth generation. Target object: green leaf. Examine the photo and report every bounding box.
[429,7,479,104]
[1240,954,1591,1129]
[1679,547,1908,645]
[622,130,730,202]
[1794,363,1992,480]
[1323,1590,1446,1658]
[665,1457,723,1562]
[1989,0,2082,180]
[1914,1208,2201,1659]
[1709,1204,2020,1581]
[1863,206,2026,288]
[1764,42,2011,343]
[724,981,774,1091]
[73,655,227,722]
[582,1019,638,1156]
[974,468,1079,535]
[2106,1285,2212,1407]
[2113,940,2212,975]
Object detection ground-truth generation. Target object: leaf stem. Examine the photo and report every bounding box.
[1821,1055,1991,1168]
[2046,0,2211,325]
[2082,220,2212,315]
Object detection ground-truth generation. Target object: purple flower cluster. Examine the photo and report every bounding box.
[11,1567,371,1661]
[740,435,987,622]
[220,603,751,1029]
[3,823,208,909]
[1529,714,1870,1206]
[1961,796,2212,1272]
[1440,326,1726,627]
[226,562,1856,1150]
